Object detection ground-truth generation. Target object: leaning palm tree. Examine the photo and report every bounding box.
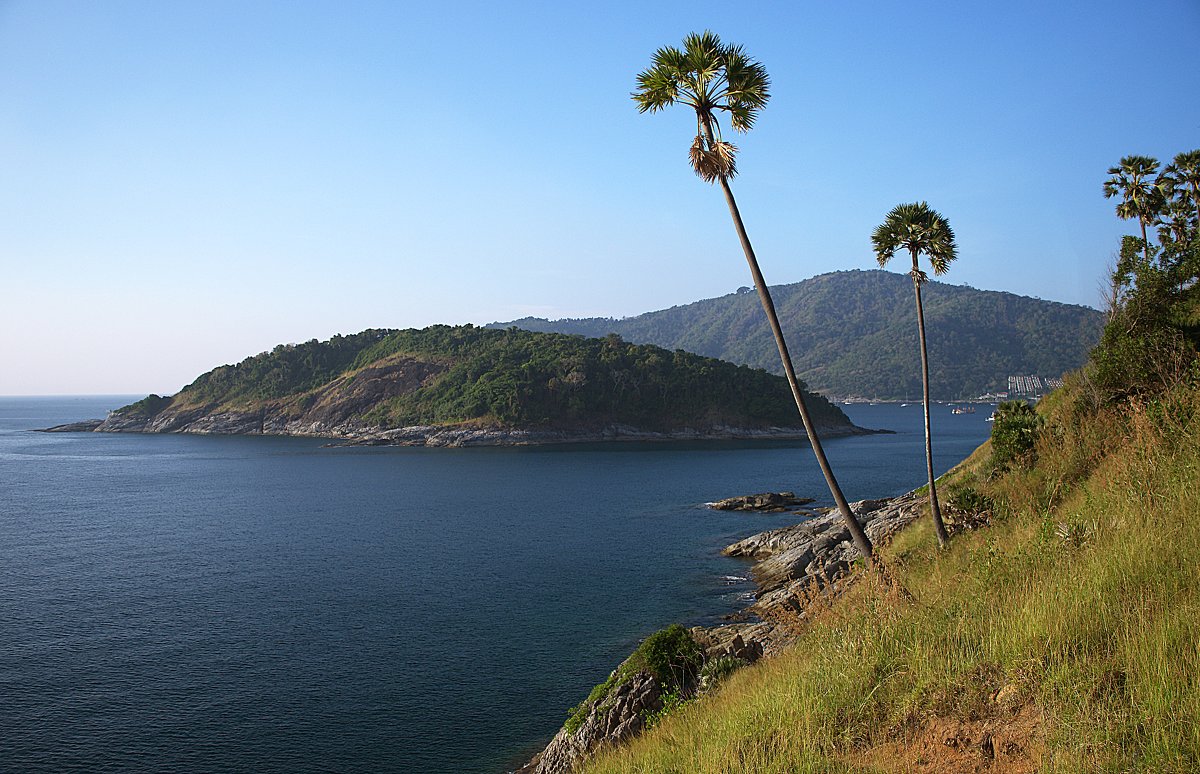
[1103,155,1164,265]
[633,32,874,564]
[872,202,957,549]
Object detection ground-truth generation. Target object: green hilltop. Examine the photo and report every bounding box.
[496,270,1104,400]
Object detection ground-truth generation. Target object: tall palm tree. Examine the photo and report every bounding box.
[1103,155,1164,265]
[872,202,957,549]
[633,32,874,564]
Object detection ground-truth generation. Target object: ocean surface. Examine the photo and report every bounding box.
[0,396,994,773]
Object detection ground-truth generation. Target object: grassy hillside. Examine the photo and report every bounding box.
[497,270,1103,400]
[125,325,851,433]
[579,364,1200,773]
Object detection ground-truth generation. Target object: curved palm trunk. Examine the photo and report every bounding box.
[715,174,874,564]
[910,257,949,549]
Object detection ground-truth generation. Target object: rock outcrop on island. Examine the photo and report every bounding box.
[516,491,925,773]
[45,325,865,445]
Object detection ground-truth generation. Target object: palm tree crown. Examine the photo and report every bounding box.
[871,202,958,280]
[1157,196,1194,247]
[632,31,769,182]
[1103,155,1163,220]
[1161,150,1200,228]
[1103,155,1163,264]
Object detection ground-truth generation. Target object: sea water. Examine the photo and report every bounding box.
[0,396,993,772]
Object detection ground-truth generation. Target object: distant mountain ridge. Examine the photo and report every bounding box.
[493,270,1104,400]
[63,325,859,445]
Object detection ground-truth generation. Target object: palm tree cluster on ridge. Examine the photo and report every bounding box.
[1105,151,1200,275]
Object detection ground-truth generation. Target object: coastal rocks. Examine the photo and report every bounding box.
[50,408,870,447]
[708,491,815,513]
[164,411,266,435]
[691,629,763,665]
[329,422,843,447]
[41,419,103,432]
[719,493,923,655]
[724,496,914,591]
[516,671,663,774]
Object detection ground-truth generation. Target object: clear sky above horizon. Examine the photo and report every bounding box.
[3,0,1198,395]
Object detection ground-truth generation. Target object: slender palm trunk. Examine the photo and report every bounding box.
[1140,218,1151,265]
[910,256,949,548]
[714,173,874,564]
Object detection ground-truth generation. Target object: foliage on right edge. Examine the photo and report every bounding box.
[1090,150,1200,404]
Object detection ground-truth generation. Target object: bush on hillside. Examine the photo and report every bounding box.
[1090,238,1197,402]
[630,624,704,691]
[990,401,1042,469]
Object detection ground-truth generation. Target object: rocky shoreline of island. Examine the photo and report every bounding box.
[42,416,881,447]
[513,490,924,774]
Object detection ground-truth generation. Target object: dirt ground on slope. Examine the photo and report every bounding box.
[848,701,1044,774]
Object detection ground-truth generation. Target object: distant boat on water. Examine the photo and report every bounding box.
[950,405,976,415]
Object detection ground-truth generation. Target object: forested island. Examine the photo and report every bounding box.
[55,325,860,445]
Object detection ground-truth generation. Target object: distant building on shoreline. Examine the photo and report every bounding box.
[1007,375,1064,397]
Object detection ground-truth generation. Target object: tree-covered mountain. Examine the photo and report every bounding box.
[495,270,1104,400]
[92,325,855,443]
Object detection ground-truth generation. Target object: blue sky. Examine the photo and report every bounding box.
[2,0,1198,394]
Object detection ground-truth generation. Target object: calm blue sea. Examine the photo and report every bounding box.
[0,396,993,773]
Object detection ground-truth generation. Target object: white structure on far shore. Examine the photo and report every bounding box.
[1008,375,1064,397]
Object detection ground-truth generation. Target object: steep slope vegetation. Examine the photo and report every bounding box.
[497,270,1103,400]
